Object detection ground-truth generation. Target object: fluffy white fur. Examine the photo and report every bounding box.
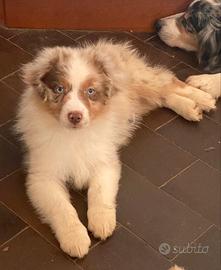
[16,41,220,259]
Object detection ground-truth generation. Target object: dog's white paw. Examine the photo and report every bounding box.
[186,74,221,99]
[169,266,184,270]
[183,102,203,122]
[88,207,116,240]
[59,224,91,258]
[189,88,216,112]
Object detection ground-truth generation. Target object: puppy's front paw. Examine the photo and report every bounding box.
[88,207,116,240]
[59,224,91,258]
[186,74,221,99]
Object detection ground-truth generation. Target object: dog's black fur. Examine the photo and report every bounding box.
[157,0,221,73]
[185,0,221,72]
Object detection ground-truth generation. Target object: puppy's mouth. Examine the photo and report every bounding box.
[65,121,90,130]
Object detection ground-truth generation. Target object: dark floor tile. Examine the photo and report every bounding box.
[0,228,81,270]
[129,32,155,41]
[0,37,31,79]
[0,120,21,148]
[2,71,25,94]
[0,136,21,179]
[0,82,19,125]
[0,25,25,39]
[121,126,196,186]
[172,62,201,81]
[117,165,211,259]
[163,160,220,227]
[10,30,78,55]
[0,170,92,248]
[143,43,179,68]
[0,203,26,246]
[78,226,171,270]
[62,30,92,40]
[158,117,221,170]
[142,108,176,130]
[206,100,221,125]
[174,226,220,270]
[148,36,200,71]
[77,31,178,68]
[76,31,133,44]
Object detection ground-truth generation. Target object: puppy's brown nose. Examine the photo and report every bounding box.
[68,111,83,125]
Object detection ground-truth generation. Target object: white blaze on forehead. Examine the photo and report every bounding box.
[67,54,91,90]
[59,55,91,126]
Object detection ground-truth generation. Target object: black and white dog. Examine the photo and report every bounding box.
[156,0,221,73]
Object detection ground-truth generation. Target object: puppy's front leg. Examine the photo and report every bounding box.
[27,174,91,258]
[87,160,121,240]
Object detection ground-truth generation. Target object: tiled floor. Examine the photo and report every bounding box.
[0,25,220,270]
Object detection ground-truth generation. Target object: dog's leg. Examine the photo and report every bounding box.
[161,78,216,121]
[136,68,216,121]
[87,160,121,240]
[26,174,91,258]
[186,73,221,99]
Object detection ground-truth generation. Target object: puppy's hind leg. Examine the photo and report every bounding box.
[136,68,215,121]
[163,93,203,121]
[161,78,216,121]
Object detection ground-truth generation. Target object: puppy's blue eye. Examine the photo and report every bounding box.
[87,88,96,96]
[54,86,64,94]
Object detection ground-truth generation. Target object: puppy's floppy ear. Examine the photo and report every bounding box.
[91,52,118,98]
[21,48,63,100]
[198,30,221,72]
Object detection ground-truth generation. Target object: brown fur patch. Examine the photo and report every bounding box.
[79,76,112,119]
[39,64,71,117]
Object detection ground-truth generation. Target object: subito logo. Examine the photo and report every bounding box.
[159,243,171,255]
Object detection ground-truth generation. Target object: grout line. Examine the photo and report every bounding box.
[159,159,199,188]
[196,158,221,173]
[178,61,202,73]
[145,40,201,72]
[0,225,29,249]
[0,133,19,150]
[56,30,78,41]
[205,114,221,126]
[126,31,155,44]
[6,37,34,57]
[0,79,21,95]
[153,124,220,172]
[122,162,215,224]
[7,30,27,41]
[176,61,201,74]
[154,115,178,131]
[0,119,12,128]
[144,34,157,42]
[57,30,91,42]
[0,200,80,266]
[0,200,61,251]
[170,224,215,262]
[0,168,21,182]
[0,68,21,81]
[117,222,172,263]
